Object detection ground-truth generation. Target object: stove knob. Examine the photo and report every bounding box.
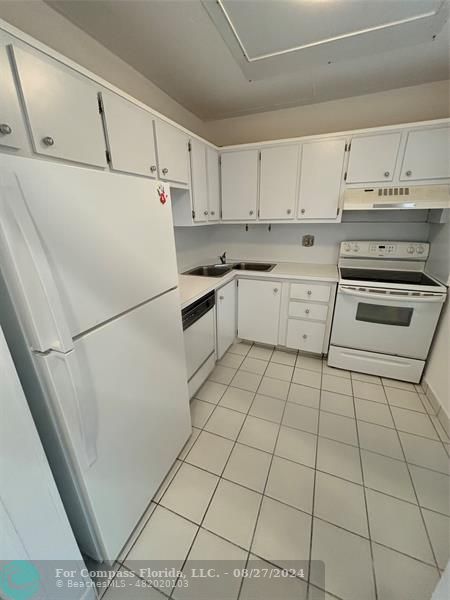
[416,245,425,255]
[352,244,360,253]
[407,245,415,254]
[343,242,351,253]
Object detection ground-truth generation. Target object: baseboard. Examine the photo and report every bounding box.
[422,379,450,438]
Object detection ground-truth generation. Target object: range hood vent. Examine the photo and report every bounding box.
[344,185,450,210]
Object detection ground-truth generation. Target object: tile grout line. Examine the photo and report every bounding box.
[351,376,379,600]
[305,358,323,600]
[380,379,442,574]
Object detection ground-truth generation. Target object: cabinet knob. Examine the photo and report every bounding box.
[249,210,254,215]
[150,165,157,173]
[42,136,54,146]
[305,308,310,314]
[219,295,224,300]
[162,167,169,175]
[204,210,208,215]
[384,171,390,177]
[211,211,215,216]
[273,288,279,293]
[300,208,306,214]
[307,290,312,296]
[0,123,12,135]
[287,209,292,215]
[302,334,308,339]
[405,170,412,177]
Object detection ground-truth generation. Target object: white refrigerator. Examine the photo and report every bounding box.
[0,155,191,563]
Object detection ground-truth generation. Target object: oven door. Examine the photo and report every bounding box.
[331,286,445,360]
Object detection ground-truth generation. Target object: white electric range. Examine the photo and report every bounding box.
[328,241,447,383]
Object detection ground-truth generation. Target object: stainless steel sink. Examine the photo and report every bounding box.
[184,264,233,277]
[232,262,276,272]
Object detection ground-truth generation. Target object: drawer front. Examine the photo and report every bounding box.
[289,301,328,321]
[286,320,326,354]
[290,283,331,302]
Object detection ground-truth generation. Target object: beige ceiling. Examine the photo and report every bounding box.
[46,0,450,121]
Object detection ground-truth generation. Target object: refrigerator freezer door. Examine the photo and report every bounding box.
[0,155,178,347]
[34,289,191,561]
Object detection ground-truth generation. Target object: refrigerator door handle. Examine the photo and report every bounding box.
[0,170,73,352]
[52,352,98,467]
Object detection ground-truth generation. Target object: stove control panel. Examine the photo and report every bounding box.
[340,241,429,259]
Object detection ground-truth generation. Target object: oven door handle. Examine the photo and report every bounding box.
[339,287,446,303]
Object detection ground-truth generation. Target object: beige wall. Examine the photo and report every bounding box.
[206,81,450,146]
[0,0,208,138]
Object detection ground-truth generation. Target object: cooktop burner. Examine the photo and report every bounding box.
[340,268,440,287]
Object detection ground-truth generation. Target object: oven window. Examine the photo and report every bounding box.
[356,302,413,327]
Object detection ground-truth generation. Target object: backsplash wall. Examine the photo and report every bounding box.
[174,221,430,270]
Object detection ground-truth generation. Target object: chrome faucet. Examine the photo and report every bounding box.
[219,251,227,265]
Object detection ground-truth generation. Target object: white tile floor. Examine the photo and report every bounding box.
[101,342,449,600]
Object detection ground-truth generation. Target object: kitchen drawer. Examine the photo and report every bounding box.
[286,320,326,354]
[289,301,328,321]
[290,283,331,303]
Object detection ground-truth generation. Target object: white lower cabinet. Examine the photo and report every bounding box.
[216,280,237,359]
[238,279,281,345]
[286,320,326,354]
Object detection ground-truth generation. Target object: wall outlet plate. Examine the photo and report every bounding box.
[302,234,315,247]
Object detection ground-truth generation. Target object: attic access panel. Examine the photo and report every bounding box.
[203,0,448,80]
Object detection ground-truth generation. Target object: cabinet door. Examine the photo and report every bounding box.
[259,145,299,220]
[346,133,401,183]
[100,92,157,177]
[0,45,28,151]
[11,46,106,167]
[216,280,236,359]
[155,119,189,185]
[190,138,208,222]
[400,126,450,181]
[206,146,220,221]
[238,279,281,345]
[298,139,346,219]
[221,150,258,220]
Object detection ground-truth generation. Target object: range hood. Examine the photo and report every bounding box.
[343,185,450,210]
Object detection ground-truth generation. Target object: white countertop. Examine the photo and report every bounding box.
[179,262,338,308]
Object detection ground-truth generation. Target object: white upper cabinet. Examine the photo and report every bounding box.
[298,139,346,220]
[11,46,106,167]
[0,45,28,151]
[154,119,190,185]
[400,126,450,181]
[238,279,281,345]
[346,132,401,183]
[221,150,258,220]
[189,138,208,222]
[216,280,236,359]
[206,146,220,221]
[100,92,157,177]
[259,145,299,220]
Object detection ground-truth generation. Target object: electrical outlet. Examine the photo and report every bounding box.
[302,234,315,247]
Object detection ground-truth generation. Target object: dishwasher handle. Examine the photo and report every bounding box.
[182,291,215,330]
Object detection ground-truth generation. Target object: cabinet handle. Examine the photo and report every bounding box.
[384,171,390,177]
[273,288,279,293]
[307,290,312,296]
[405,170,412,177]
[0,123,12,135]
[302,334,308,339]
[150,165,157,173]
[162,167,169,175]
[249,210,254,215]
[219,295,224,300]
[204,210,208,216]
[305,309,310,314]
[287,209,292,215]
[300,208,306,215]
[42,136,55,146]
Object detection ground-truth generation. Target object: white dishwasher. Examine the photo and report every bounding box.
[182,291,216,398]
